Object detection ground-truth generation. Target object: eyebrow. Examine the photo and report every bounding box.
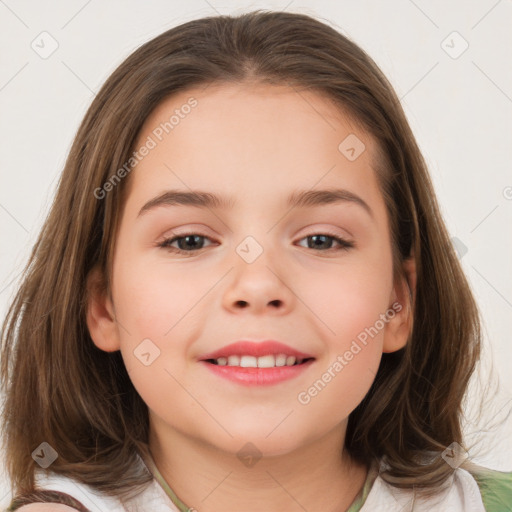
[138,188,373,219]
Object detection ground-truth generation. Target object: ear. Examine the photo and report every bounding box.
[382,255,417,353]
[86,266,121,352]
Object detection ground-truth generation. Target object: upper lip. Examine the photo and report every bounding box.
[199,340,315,361]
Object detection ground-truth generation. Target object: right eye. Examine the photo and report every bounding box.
[157,233,216,254]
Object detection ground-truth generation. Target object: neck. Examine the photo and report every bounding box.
[148,421,368,512]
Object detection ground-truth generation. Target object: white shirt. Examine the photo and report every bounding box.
[32,460,487,512]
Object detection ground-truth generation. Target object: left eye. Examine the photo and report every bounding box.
[158,232,354,254]
[296,234,354,251]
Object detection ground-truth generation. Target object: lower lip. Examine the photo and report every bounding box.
[201,360,315,386]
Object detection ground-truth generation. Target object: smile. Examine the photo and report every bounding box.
[199,340,316,385]
[206,354,313,367]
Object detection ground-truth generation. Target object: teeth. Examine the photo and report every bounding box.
[240,355,257,367]
[275,354,287,367]
[213,354,305,368]
[257,355,275,368]
[227,355,240,366]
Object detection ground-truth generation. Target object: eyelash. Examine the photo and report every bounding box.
[157,231,354,256]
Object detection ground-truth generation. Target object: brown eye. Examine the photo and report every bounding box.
[297,233,354,252]
[158,233,214,253]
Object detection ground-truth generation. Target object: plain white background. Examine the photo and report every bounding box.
[1,0,511,507]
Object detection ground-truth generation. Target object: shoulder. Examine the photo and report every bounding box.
[361,460,510,511]
[465,462,512,511]
[8,468,178,512]
[7,488,92,512]
[7,473,125,512]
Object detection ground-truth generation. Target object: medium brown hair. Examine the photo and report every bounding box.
[1,9,481,500]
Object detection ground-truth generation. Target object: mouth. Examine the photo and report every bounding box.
[204,354,315,367]
[199,340,316,386]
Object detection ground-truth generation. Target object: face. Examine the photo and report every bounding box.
[88,82,411,457]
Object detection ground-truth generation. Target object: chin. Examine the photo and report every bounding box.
[208,421,313,459]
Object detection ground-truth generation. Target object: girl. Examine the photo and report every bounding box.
[1,9,511,512]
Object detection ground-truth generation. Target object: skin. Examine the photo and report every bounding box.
[87,83,415,512]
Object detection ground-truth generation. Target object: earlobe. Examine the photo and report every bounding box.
[382,255,417,353]
[85,267,121,352]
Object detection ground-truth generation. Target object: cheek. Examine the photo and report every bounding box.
[111,255,208,339]
[295,250,393,402]
[110,260,199,423]
[110,256,216,404]
[294,270,390,425]
[301,250,394,342]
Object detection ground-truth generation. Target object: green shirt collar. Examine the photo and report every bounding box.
[140,449,379,512]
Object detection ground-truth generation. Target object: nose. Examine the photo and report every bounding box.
[221,245,295,315]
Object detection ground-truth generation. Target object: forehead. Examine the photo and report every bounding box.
[126,82,384,216]
[137,82,370,152]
